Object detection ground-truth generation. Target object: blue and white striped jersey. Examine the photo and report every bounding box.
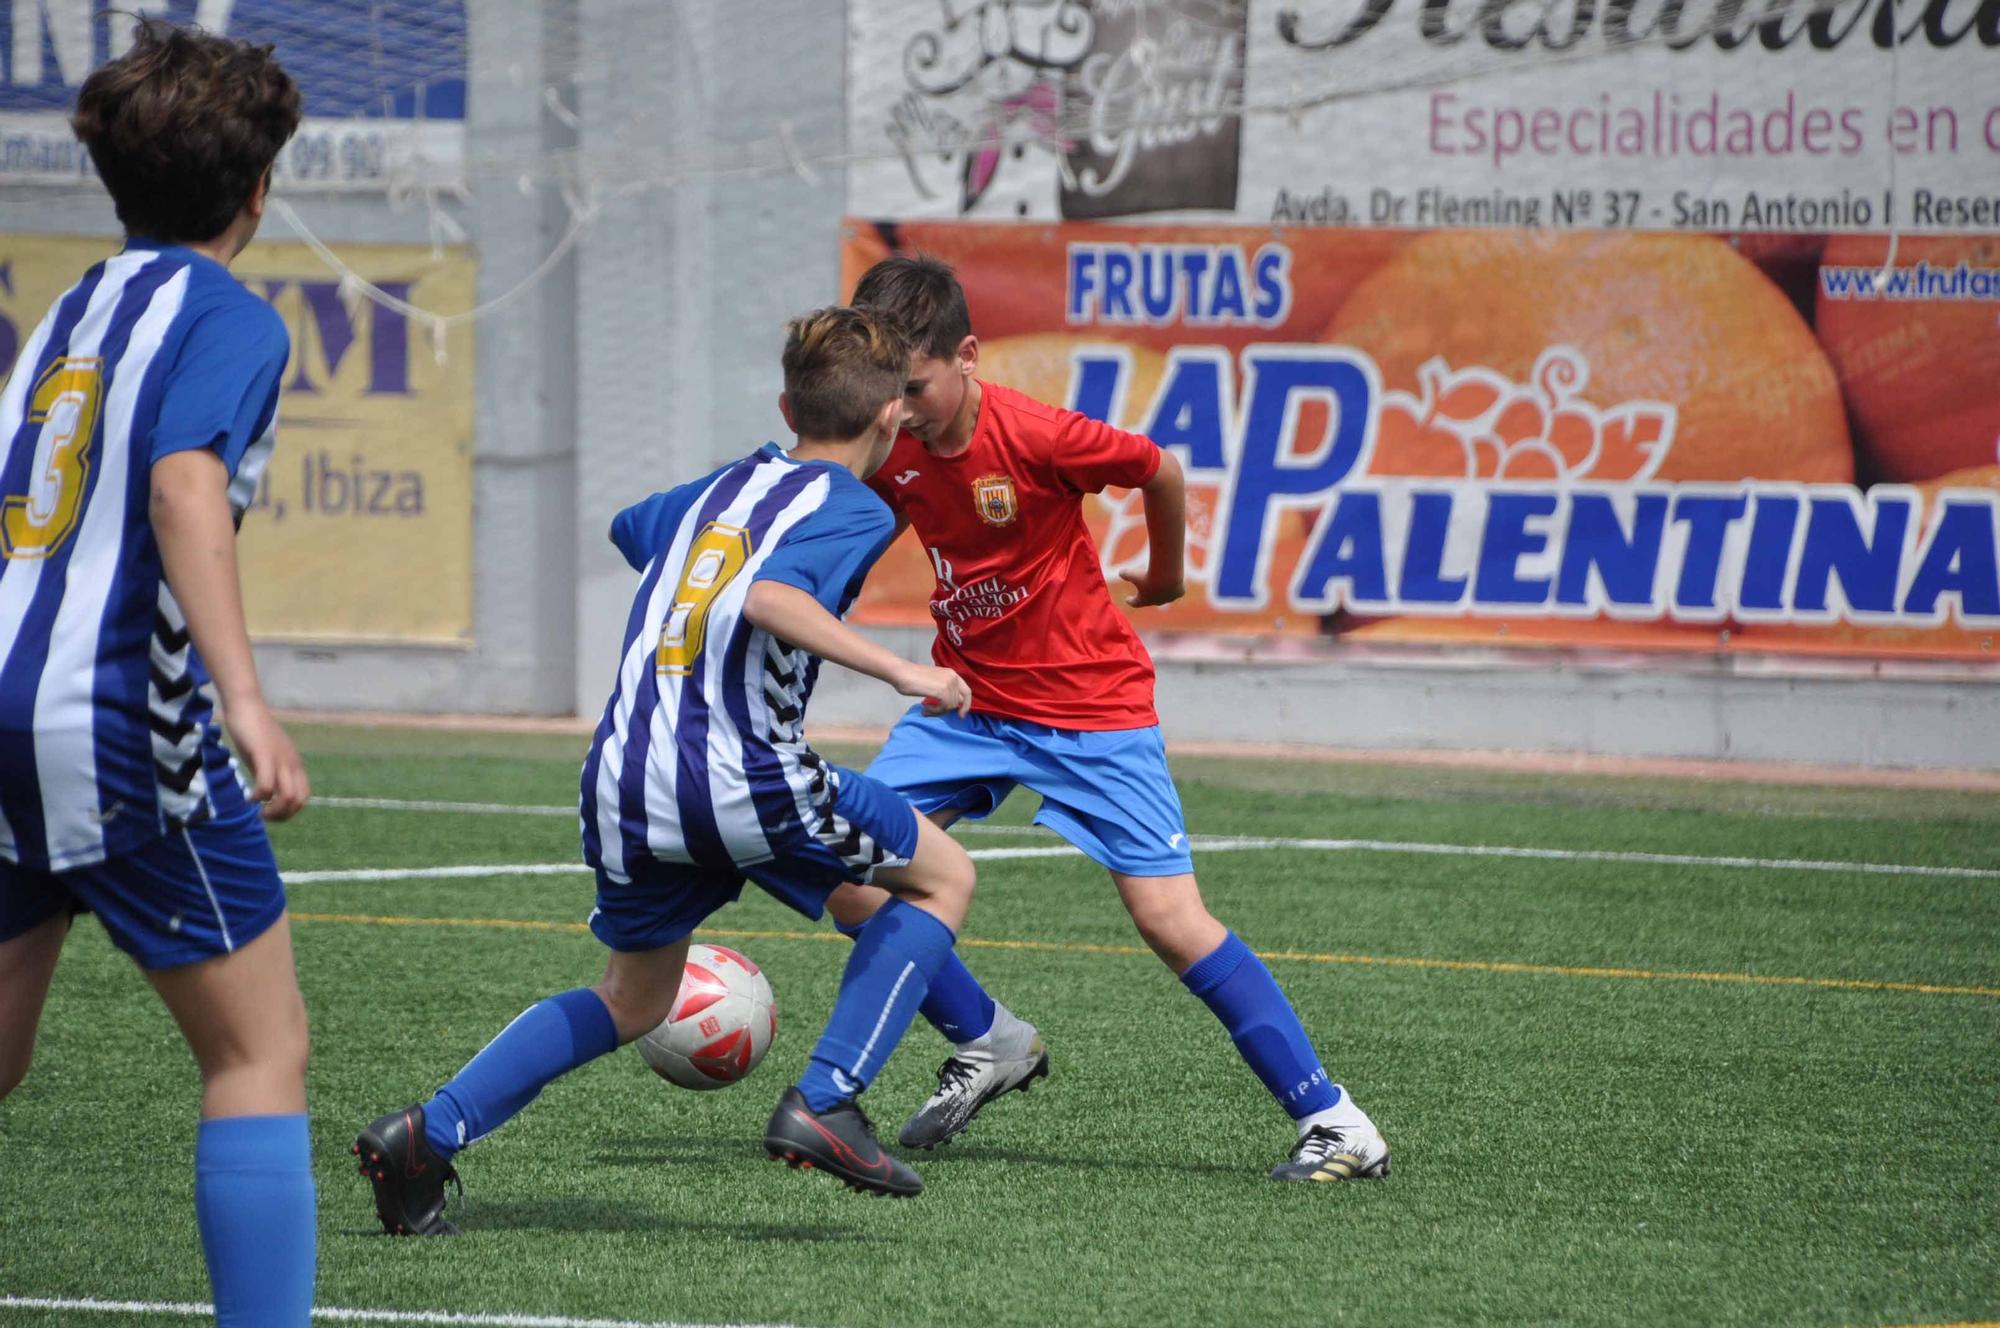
[0,241,288,871]
[581,444,898,881]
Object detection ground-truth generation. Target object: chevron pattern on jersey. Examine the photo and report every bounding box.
[148,585,212,826]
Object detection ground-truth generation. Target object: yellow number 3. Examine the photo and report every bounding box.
[3,357,106,561]
[656,522,754,676]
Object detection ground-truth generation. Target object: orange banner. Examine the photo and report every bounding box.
[843,220,2000,660]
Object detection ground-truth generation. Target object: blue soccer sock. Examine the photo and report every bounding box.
[835,915,995,1044]
[194,1113,316,1328]
[800,899,957,1111]
[1181,932,1341,1120]
[422,987,619,1158]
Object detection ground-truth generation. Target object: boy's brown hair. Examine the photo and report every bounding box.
[850,255,972,359]
[70,18,302,244]
[782,306,912,440]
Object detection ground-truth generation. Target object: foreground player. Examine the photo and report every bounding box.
[831,257,1389,1181]
[0,21,315,1324]
[355,307,979,1231]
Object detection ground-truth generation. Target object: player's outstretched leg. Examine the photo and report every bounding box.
[765,818,974,1196]
[358,941,686,1234]
[827,881,1047,1150]
[1116,871,1390,1182]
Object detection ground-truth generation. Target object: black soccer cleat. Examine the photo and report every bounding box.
[763,1086,922,1198]
[353,1104,463,1235]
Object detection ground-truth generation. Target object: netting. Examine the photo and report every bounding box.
[2,0,1947,350]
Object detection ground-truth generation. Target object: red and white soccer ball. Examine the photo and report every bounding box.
[635,944,777,1091]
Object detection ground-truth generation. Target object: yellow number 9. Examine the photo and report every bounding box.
[3,357,106,561]
[656,522,754,676]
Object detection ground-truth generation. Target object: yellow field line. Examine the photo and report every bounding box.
[288,911,2000,1001]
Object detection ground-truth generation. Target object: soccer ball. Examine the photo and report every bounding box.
[635,944,777,1090]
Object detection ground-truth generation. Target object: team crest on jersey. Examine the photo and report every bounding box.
[971,473,1018,527]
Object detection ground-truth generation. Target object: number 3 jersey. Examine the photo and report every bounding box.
[581,445,898,881]
[0,242,289,872]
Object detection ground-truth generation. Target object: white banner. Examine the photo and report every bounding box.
[0,1,465,191]
[0,114,465,191]
[846,0,2000,230]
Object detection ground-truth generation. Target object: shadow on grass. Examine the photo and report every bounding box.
[917,1142,1246,1177]
[343,1194,871,1242]
[589,1134,775,1168]
[591,1134,1245,1179]
[477,1197,869,1241]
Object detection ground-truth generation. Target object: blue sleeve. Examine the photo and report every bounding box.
[753,480,897,614]
[609,485,701,572]
[148,297,289,472]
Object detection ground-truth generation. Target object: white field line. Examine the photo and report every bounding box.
[317,796,579,818]
[0,1296,803,1328]
[280,838,2000,885]
[305,797,2000,880]
[313,795,1044,833]
[1190,836,2000,880]
[287,863,590,883]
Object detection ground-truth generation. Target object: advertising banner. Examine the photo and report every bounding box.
[847,0,1995,231]
[1,1,465,189]
[0,234,476,643]
[841,219,2000,658]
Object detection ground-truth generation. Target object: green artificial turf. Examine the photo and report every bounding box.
[1,725,1994,1327]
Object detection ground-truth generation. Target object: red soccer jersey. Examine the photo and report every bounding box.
[867,380,1163,730]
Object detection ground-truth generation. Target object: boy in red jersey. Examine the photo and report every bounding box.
[827,256,1387,1182]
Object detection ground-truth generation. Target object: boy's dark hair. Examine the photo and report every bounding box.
[782,306,912,440]
[71,18,302,244]
[850,255,972,359]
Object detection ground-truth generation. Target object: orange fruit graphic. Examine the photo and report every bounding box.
[1727,232,1826,268]
[1324,232,1853,484]
[1725,232,1825,320]
[1321,233,1852,655]
[1916,463,2000,505]
[1816,234,2000,483]
[976,334,1167,426]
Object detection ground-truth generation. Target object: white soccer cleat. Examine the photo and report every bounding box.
[897,1034,1049,1149]
[1268,1119,1392,1182]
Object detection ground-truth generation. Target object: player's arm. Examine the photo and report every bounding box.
[743,581,969,717]
[1059,412,1188,608]
[1121,446,1187,608]
[151,450,308,819]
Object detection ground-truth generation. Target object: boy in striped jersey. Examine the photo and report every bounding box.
[356,307,979,1228]
[0,21,314,1325]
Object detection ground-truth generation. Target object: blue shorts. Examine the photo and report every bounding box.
[589,763,919,953]
[868,708,1194,877]
[0,808,285,970]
